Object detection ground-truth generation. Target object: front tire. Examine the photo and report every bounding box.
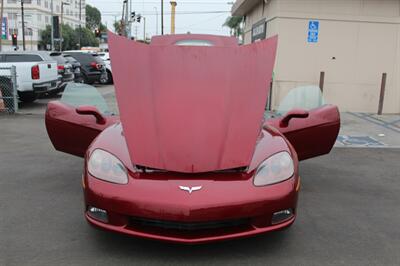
[83,74,94,85]
[106,70,113,84]
[99,73,109,84]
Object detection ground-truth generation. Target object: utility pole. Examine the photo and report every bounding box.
[51,0,54,50]
[21,0,26,50]
[124,0,129,37]
[60,1,70,51]
[0,0,4,51]
[78,0,81,49]
[153,7,158,35]
[129,0,132,38]
[143,16,146,41]
[134,24,138,40]
[170,1,177,34]
[121,1,126,36]
[161,0,164,35]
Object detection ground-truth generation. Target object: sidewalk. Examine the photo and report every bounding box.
[337,112,400,148]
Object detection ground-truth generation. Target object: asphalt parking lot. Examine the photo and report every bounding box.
[1,89,400,266]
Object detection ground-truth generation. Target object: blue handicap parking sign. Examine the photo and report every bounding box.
[307,20,319,43]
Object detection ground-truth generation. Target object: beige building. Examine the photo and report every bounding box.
[232,0,400,114]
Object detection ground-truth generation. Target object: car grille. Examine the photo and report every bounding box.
[129,217,250,231]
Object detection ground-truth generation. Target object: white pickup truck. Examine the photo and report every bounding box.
[0,51,59,102]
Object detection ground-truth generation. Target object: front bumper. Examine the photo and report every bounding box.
[84,172,299,244]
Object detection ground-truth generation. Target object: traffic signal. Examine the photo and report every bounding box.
[95,29,101,37]
[136,16,141,23]
[12,34,17,46]
[52,16,60,38]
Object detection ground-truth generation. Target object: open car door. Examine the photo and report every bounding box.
[265,86,340,161]
[45,83,119,157]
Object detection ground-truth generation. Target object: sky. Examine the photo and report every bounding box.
[86,0,234,40]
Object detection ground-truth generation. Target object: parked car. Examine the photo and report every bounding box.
[49,52,74,93]
[98,52,113,84]
[0,51,59,102]
[63,51,107,85]
[45,33,341,244]
[63,54,83,83]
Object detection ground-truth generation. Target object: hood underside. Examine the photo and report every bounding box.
[109,33,277,173]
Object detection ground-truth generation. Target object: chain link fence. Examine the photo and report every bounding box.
[0,66,18,114]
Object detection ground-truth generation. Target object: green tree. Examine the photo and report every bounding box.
[86,4,102,31]
[78,27,100,47]
[60,24,77,50]
[40,25,99,51]
[39,25,52,48]
[223,16,244,38]
[113,20,123,35]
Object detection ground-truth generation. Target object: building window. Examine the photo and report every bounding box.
[37,0,41,6]
[25,28,33,36]
[45,0,48,8]
[37,14,42,21]
[45,16,49,24]
[9,28,18,35]
[7,13,18,21]
[7,0,17,3]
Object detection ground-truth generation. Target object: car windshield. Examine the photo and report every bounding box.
[175,40,214,46]
[50,54,68,64]
[273,85,325,117]
[63,55,78,63]
[92,54,105,64]
[60,83,111,115]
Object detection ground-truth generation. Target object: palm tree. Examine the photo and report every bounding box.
[223,16,244,38]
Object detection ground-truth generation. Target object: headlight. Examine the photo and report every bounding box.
[253,152,294,186]
[88,149,128,184]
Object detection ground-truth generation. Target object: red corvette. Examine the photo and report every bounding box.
[45,33,340,244]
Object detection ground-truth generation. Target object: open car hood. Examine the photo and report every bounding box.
[109,33,277,173]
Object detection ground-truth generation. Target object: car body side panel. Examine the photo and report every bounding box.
[266,105,340,161]
[45,101,118,157]
[109,32,278,173]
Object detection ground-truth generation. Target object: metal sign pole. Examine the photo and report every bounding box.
[11,66,18,113]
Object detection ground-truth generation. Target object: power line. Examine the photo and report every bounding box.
[101,10,230,16]
[89,0,232,4]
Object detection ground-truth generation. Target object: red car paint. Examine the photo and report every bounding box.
[83,124,299,244]
[45,34,340,244]
[109,33,277,173]
[45,101,118,157]
[266,105,340,161]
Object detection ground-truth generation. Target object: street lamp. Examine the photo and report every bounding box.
[153,7,159,36]
[161,0,164,35]
[60,1,70,51]
[51,0,54,50]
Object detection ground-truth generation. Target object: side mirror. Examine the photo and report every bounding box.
[76,106,106,125]
[279,108,309,127]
